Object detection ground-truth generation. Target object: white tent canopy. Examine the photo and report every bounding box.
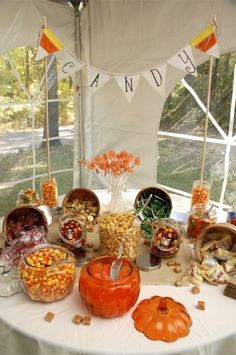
[0,0,235,202]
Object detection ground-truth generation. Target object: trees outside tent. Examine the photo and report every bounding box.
[0,47,235,215]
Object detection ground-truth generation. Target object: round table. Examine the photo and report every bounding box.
[0,191,235,355]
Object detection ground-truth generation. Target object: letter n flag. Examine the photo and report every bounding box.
[36,27,64,61]
[190,24,220,58]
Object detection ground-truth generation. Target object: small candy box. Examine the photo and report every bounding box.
[151,218,181,258]
[191,180,211,207]
[40,177,58,209]
[59,213,86,248]
[18,245,76,302]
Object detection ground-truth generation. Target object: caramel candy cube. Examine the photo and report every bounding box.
[175,280,182,287]
[87,242,94,248]
[191,286,200,294]
[83,316,91,326]
[174,266,182,273]
[86,224,94,233]
[175,260,181,266]
[197,300,205,310]
[44,312,55,322]
[167,261,176,267]
[73,314,83,325]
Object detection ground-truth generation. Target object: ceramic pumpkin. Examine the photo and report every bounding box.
[132,296,192,342]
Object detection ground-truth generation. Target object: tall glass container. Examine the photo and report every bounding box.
[191,180,211,207]
[40,177,58,208]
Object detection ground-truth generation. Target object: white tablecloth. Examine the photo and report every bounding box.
[0,191,235,355]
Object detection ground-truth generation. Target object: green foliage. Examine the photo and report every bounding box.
[161,52,236,135]
[0,46,74,132]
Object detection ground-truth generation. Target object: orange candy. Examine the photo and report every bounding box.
[80,150,141,177]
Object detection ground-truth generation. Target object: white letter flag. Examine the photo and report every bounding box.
[56,48,85,81]
[87,66,111,94]
[167,44,197,77]
[114,74,140,103]
[142,64,167,96]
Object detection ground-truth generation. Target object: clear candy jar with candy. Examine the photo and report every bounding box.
[99,212,141,261]
[151,218,181,258]
[191,180,211,207]
[58,213,86,248]
[18,245,76,302]
[40,177,58,209]
[187,203,217,241]
[79,255,140,318]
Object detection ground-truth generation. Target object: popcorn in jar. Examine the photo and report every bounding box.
[99,213,141,261]
[40,177,58,208]
[18,245,76,302]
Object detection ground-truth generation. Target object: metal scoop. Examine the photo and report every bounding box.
[110,245,123,280]
[134,194,153,225]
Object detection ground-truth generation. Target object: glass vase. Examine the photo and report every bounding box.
[107,173,127,212]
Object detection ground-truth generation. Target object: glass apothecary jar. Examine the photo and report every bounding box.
[191,180,211,207]
[187,203,217,240]
[58,213,86,249]
[40,177,58,209]
[79,255,140,318]
[18,245,76,302]
[151,218,181,258]
[99,212,141,261]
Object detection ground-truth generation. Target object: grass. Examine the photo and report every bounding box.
[0,143,73,216]
[0,137,234,217]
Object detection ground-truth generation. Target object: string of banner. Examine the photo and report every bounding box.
[36,16,219,186]
[36,20,220,103]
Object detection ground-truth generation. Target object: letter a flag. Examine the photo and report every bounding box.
[87,66,111,95]
[36,27,64,61]
[190,24,220,58]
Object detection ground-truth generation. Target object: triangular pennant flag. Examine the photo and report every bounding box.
[167,44,197,77]
[142,64,167,96]
[35,27,64,61]
[87,66,111,94]
[56,48,85,81]
[190,24,220,58]
[114,74,140,103]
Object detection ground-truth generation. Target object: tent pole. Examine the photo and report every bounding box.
[73,3,84,187]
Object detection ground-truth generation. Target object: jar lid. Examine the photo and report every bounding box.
[136,253,161,271]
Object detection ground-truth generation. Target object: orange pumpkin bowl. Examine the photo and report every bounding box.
[62,188,100,217]
[194,223,236,274]
[132,296,192,342]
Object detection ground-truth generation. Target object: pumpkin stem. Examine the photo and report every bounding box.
[158,298,168,314]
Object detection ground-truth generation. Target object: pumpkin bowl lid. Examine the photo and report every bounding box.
[132,295,192,342]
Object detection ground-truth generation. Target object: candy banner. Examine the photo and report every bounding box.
[37,23,219,103]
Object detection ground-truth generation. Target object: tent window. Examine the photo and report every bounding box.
[0,46,75,216]
[158,52,236,208]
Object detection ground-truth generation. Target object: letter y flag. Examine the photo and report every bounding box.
[190,24,220,58]
[36,27,64,61]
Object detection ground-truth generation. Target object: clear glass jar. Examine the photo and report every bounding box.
[151,218,181,258]
[79,255,140,318]
[99,213,141,261]
[58,213,86,249]
[40,177,58,208]
[191,180,211,207]
[187,203,217,240]
[18,245,76,302]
